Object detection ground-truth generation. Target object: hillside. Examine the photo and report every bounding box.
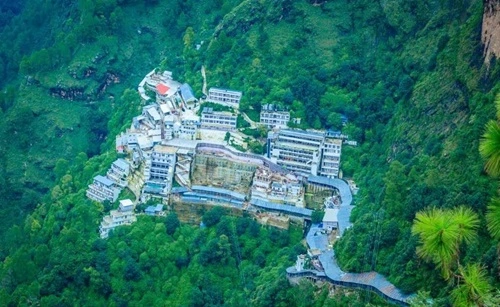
[1,0,500,305]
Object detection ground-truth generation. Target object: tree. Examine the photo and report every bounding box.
[451,264,491,307]
[311,210,324,224]
[411,207,478,280]
[202,207,225,227]
[479,94,500,177]
[165,212,180,235]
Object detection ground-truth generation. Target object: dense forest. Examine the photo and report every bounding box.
[1,0,500,305]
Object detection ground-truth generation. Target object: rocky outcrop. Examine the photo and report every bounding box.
[482,0,500,65]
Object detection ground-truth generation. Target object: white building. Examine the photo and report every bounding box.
[107,159,130,187]
[319,138,342,178]
[207,87,242,109]
[260,104,290,128]
[267,129,324,176]
[322,208,339,232]
[86,175,120,203]
[143,145,177,196]
[200,107,237,130]
[267,129,342,178]
[99,199,136,238]
[179,114,200,139]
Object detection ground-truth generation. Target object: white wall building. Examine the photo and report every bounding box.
[323,208,339,232]
[319,138,342,178]
[99,199,136,238]
[260,104,290,128]
[207,87,242,109]
[143,145,177,196]
[200,108,237,130]
[267,129,342,178]
[86,175,120,203]
[107,159,130,187]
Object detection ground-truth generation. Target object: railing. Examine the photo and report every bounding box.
[286,270,409,306]
[196,143,290,174]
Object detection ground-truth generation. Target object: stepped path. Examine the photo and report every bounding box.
[201,65,207,95]
[287,178,413,306]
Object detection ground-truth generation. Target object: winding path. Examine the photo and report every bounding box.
[201,65,207,96]
[287,176,414,306]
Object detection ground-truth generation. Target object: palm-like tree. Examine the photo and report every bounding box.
[486,197,500,279]
[412,207,479,280]
[451,264,491,307]
[486,197,500,240]
[452,206,480,245]
[479,94,500,177]
[479,120,500,177]
[412,208,460,280]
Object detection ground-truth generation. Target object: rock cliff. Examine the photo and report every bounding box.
[482,0,500,65]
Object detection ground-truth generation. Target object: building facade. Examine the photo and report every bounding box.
[86,175,120,203]
[200,108,237,130]
[207,87,242,108]
[99,199,136,238]
[143,145,177,196]
[107,158,130,187]
[267,129,342,178]
[260,104,290,128]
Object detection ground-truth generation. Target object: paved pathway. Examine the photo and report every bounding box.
[241,112,258,128]
[288,177,414,305]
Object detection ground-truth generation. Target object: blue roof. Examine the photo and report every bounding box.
[113,158,129,170]
[180,83,196,102]
[250,198,312,217]
[171,187,189,194]
[191,185,246,201]
[145,206,156,213]
[145,204,163,213]
[144,182,166,194]
[281,129,325,139]
[95,175,114,187]
[209,87,242,95]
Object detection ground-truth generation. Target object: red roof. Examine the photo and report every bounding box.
[156,83,170,95]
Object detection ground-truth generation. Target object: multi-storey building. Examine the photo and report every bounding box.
[318,138,342,178]
[179,115,200,139]
[200,107,237,130]
[260,104,290,128]
[267,129,324,175]
[86,175,120,203]
[99,199,136,238]
[267,129,342,178]
[207,87,242,108]
[107,159,130,187]
[143,145,177,196]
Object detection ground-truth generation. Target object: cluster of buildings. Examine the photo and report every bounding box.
[251,167,304,207]
[86,69,351,237]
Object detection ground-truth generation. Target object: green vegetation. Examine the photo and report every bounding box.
[2,0,500,305]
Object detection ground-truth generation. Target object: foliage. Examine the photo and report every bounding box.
[311,210,325,224]
[2,0,500,305]
[411,207,479,280]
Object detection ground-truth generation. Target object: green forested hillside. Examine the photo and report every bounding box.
[1,0,500,305]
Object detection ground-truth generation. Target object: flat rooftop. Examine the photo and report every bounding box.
[153,145,178,154]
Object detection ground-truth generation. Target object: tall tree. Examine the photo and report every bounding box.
[479,94,500,177]
[412,207,479,280]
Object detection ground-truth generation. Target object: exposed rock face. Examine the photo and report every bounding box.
[482,0,500,65]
